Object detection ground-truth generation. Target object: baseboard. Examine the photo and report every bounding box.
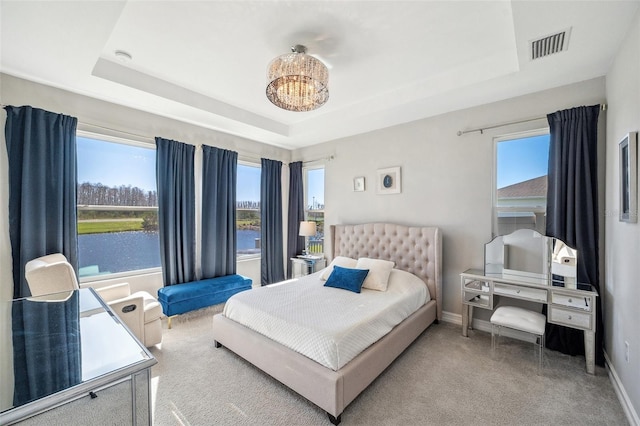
[604,350,639,426]
[442,312,640,426]
[441,310,461,325]
[440,311,537,342]
[444,312,638,425]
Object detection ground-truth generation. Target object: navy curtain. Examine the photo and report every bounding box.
[545,104,603,366]
[4,105,78,299]
[201,145,238,278]
[286,161,305,278]
[12,292,81,407]
[260,158,285,285]
[155,137,196,286]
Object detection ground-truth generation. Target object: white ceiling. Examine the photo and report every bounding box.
[1,1,639,149]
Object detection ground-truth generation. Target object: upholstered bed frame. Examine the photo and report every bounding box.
[212,223,442,424]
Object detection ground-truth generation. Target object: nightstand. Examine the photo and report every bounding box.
[291,256,326,278]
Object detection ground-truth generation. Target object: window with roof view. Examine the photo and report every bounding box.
[76,135,160,278]
[494,131,550,236]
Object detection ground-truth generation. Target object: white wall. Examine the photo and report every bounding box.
[0,73,288,299]
[296,78,606,319]
[604,10,640,423]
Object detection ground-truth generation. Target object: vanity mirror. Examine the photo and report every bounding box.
[484,229,578,288]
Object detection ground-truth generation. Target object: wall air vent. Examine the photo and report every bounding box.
[530,28,571,60]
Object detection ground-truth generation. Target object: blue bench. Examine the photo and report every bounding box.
[157,274,252,327]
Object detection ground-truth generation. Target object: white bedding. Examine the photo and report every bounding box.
[222,268,429,370]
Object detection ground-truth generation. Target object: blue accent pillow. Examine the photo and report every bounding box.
[324,265,369,293]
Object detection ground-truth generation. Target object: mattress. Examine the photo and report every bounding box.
[222,268,429,370]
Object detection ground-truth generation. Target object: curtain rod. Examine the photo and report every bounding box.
[1,106,154,140]
[298,155,335,166]
[79,124,331,166]
[3,105,332,165]
[457,104,607,136]
[240,153,335,166]
[79,122,153,141]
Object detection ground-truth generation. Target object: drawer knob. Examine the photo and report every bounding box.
[568,298,572,303]
[568,315,572,320]
[516,290,520,294]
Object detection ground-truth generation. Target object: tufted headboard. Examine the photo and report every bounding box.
[330,223,442,320]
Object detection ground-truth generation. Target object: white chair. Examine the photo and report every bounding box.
[25,253,162,348]
[94,282,162,348]
[24,253,78,296]
[490,305,546,373]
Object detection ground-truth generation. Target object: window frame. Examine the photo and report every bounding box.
[303,164,325,255]
[492,128,550,237]
[303,164,325,216]
[236,160,262,261]
[76,131,161,282]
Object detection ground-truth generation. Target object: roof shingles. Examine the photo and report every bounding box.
[497,175,547,198]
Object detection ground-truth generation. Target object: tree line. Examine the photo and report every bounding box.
[78,182,157,206]
[77,182,313,213]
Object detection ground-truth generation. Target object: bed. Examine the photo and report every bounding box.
[212,223,442,424]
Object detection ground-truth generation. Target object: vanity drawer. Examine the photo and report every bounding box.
[549,306,592,330]
[551,292,592,311]
[494,283,547,303]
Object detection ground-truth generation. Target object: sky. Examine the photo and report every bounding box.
[78,137,325,204]
[496,134,549,189]
[78,134,538,200]
[307,168,325,206]
[237,164,261,201]
[77,137,157,191]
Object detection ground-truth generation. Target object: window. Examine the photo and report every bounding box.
[494,131,549,236]
[236,163,261,258]
[305,166,325,254]
[76,135,160,278]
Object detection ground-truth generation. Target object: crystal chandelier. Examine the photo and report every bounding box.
[266,45,329,112]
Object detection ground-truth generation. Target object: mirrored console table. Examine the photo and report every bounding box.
[291,255,326,278]
[461,230,598,374]
[0,288,157,425]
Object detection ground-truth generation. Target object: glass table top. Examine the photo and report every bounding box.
[463,268,596,293]
[1,287,155,413]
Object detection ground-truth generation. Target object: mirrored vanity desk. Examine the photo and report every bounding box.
[1,288,157,425]
[460,230,598,374]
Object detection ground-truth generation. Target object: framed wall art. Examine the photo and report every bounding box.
[619,131,638,223]
[377,167,401,194]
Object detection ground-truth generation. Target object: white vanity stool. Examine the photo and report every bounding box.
[491,306,546,372]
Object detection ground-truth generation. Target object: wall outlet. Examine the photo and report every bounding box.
[624,341,630,363]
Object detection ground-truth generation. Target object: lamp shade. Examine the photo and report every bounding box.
[299,221,317,237]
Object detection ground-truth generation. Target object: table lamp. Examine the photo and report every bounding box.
[299,221,317,255]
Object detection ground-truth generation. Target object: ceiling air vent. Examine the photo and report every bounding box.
[530,28,571,60]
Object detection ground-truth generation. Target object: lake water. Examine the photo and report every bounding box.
[79,229,261,276]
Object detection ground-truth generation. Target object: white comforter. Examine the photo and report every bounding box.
[222,268,429,370]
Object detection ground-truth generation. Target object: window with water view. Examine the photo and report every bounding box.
[306,167,325,253]
[237,163,261,257]
[76,135,160,277]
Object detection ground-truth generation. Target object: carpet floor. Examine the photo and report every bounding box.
[148,306,627,425]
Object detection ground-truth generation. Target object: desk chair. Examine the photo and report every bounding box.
[25,253,162,348]
[491,305,546,373]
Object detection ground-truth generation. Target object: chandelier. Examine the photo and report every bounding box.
[266,45,329,112]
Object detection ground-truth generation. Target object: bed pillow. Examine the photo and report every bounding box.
[320,256,358,280]
[356,257,395,291]
[323,266,369,293]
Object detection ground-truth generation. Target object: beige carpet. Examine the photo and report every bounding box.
[148,306,627,425]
